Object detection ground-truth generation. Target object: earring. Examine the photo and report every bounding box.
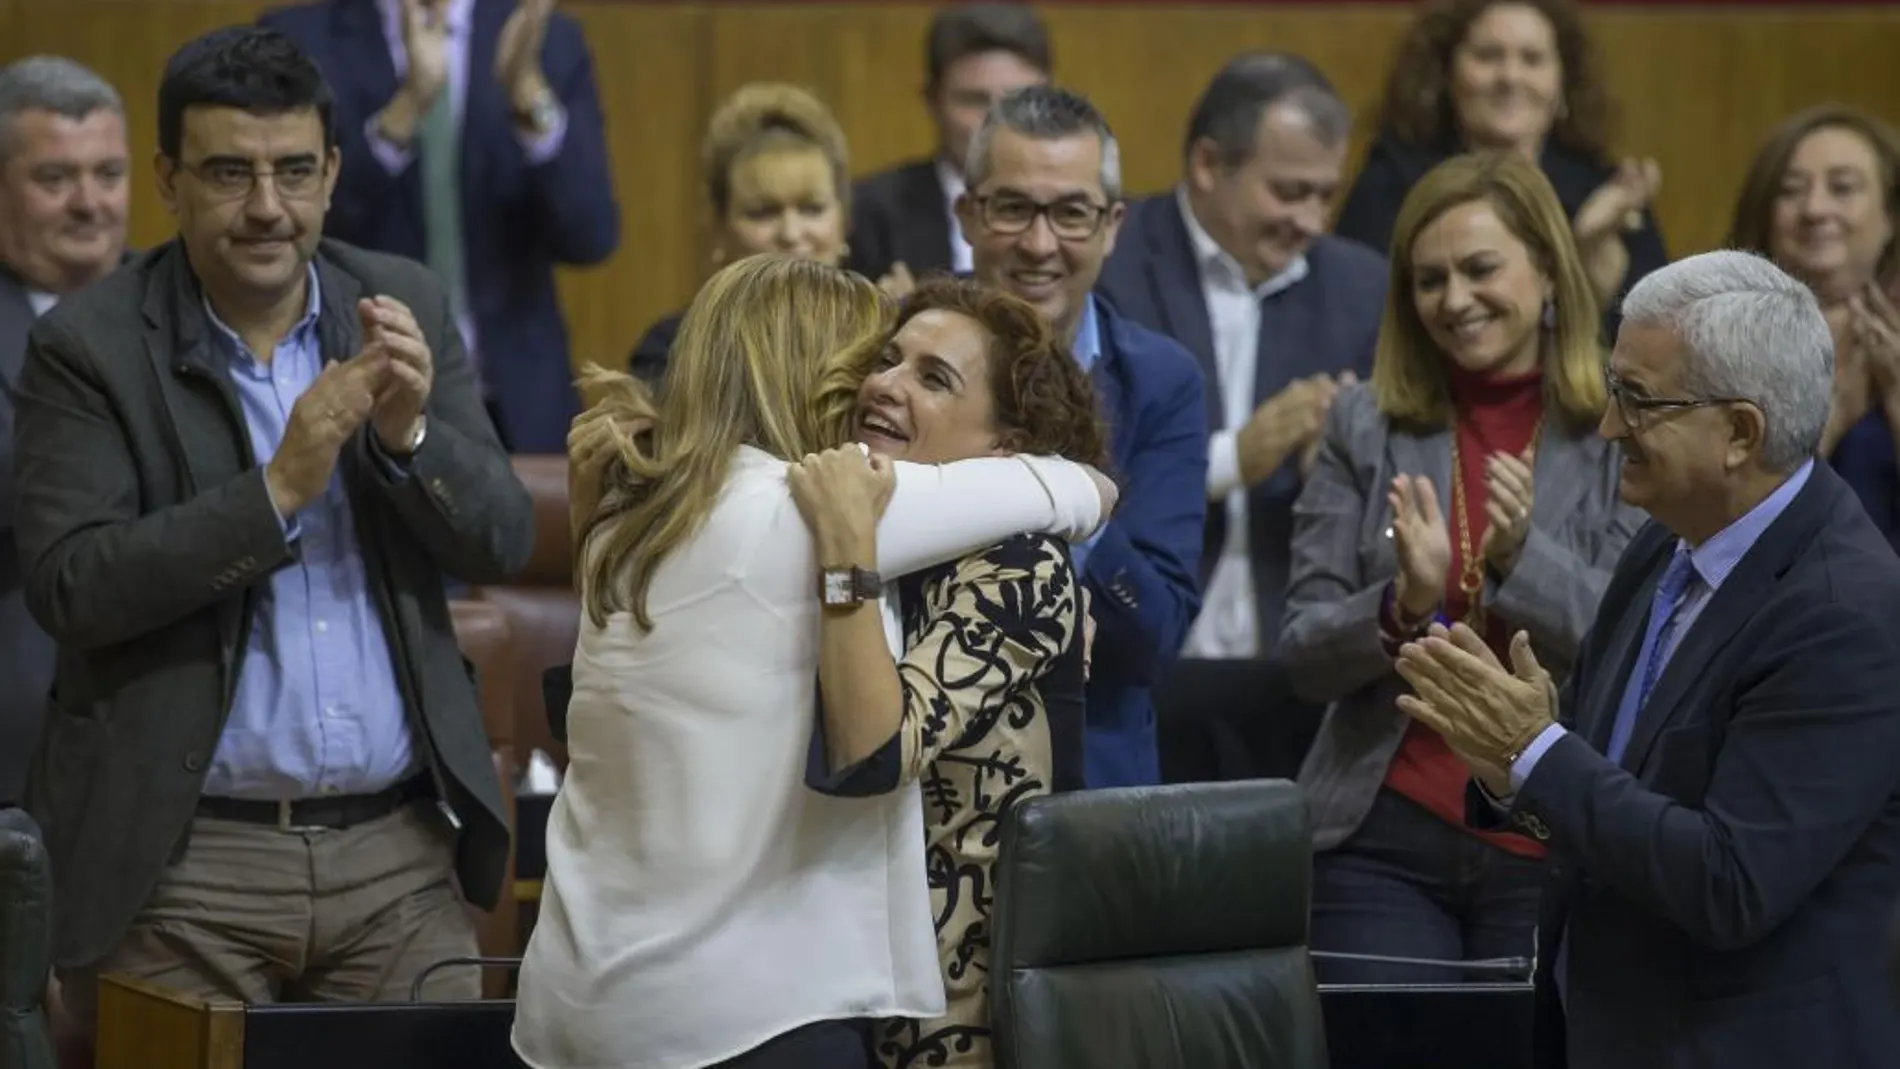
[1542,298,1557,330]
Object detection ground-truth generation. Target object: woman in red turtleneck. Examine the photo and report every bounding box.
[1279,152,1645,985]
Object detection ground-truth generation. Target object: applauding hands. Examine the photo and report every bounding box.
[1388,474,1451,619]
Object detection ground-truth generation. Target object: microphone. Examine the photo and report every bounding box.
[1311,950,1535,978]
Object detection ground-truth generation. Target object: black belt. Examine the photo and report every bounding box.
[197,775,434,831]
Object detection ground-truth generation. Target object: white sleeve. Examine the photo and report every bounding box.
[876,455,1103,578]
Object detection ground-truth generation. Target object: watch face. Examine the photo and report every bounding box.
[822,571,852,606]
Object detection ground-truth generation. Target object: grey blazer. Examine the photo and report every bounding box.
[0,267,50,805]
[12,238,536,966]
[1280,383,1643,851]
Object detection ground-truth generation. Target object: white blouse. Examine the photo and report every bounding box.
[512,446,1104,1069]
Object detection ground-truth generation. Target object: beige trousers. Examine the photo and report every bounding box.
[59,801,480,1032]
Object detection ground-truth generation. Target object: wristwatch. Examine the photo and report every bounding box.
[820,566,883,608]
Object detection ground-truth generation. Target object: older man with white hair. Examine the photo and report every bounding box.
[1394,250,1900,1069]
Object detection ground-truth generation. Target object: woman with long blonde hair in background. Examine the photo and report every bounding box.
[512,255,1112,1069]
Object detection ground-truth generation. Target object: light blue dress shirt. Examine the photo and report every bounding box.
[200,267,418,801]
[1070,297,1104,573]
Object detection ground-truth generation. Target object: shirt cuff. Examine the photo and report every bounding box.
[517,104,569,165]
[365,429,417,483]
[1508,722,1568,793]
[1206,429,1241,501]
[364,115,416,176]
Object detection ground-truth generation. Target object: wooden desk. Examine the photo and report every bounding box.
[93,974,528,1069]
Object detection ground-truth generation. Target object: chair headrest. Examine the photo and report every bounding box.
[512,454,573,586]
[992,780,1310,968]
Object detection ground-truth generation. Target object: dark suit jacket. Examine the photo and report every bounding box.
[1334,132,1667,342]
[0,267,51,807]
[1473,464,1900,1068]
[260,0,621,454]
[627,312,680,384]
[847,158,954,283]
[12,238,536,967]
[1082,298,1209,788]
[1097,193,1386,649]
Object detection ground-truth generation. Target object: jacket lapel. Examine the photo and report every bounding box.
[1582,536,1667,752]
[898,163,955,273]
[1524,421,1599,543]
[1618,469,1834,772]
[0,267,36,394]
[1145,200,1217,375]
[1386,422,1453,523]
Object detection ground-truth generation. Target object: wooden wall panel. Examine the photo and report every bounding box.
[2,1,1898,372]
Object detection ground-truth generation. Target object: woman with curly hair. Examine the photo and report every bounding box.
[628,82,856,381]
[1334,0,1667,337]
[790,276,1109,1069]
[514,256,1113,1069]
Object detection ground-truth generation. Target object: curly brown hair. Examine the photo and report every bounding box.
[1375,0,1612,160]
[890,277,1109,468]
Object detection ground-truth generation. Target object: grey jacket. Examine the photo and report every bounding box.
[1280,384,1643,850]
[12,238,535,966]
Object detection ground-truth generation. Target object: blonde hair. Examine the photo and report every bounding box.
[1371,151,1606,429]
[579,254,892,629]
[703,82,851,218]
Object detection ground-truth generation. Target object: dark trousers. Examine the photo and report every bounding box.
[711,1020,872,1069]
[1157,657,1324,784]
[1311,787,1544,985]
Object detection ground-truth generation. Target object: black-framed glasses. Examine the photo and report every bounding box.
[970,193,1113,241]
[177,158,325,202]
[1604,368,1749,428]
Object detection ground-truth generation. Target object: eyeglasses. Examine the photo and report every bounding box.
[1604,369,1748,429]
[177,158,325,202]
[970,193,1113,241]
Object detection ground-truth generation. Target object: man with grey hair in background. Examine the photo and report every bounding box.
[1394,250,1900,1068]
[0,55,128,805]
[955,84,1208,791]
[1099,51,1388,785]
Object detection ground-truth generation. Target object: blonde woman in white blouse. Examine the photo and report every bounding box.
[511,255,1113,1069]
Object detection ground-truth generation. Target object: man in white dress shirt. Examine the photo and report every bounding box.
[0,55,129,806]
[1098,53,1389,782]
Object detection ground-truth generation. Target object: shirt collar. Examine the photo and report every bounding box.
[1681,458,1814,592]
[201,263,324,361]
[377,0,473,38]
[1072,295,1102,373]
[1174,185,1308,299]
[935,157,965,202]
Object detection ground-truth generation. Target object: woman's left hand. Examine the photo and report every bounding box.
[1853,283,1900,407]
[1480,449,1536,575]
[787,445,897,565]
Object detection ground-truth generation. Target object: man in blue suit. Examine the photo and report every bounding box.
[961,86,1208,788]
[1099,53,1386,785]
[261,0,619,453]
[1397,252,1900,1068]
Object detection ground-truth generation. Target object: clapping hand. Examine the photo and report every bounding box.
[496,0,556,113]
[1851,282,1900,404]
[360,297,433,457]
[1574,157,1661,247]
[1388,473,1451,618]
[1479,449,1535,575]
[1395,623,1556,796]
